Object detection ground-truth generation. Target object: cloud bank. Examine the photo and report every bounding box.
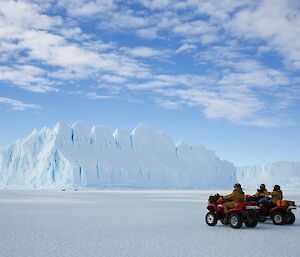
[0,0,299,127]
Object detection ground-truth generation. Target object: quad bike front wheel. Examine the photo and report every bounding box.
[244,211,258,227]
[286,212,295,225]
[271,212,286,225]
[205,211,218,226]
[229,213,243,229]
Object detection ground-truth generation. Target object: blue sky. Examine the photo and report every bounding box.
[0,0,299,165]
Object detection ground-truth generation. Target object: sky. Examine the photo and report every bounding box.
[0,0,299,166]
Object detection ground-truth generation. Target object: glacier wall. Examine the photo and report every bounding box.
[237,162,300,190]
[0,122,236,189]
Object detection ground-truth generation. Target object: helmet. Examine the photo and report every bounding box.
[234,183,241,189]
[274,185,281,190]
[260,184,266,190]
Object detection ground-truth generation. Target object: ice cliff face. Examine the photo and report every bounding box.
[0,122,236,189]
[237,162,300,190]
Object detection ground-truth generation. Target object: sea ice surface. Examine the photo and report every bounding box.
[0,190,299,257]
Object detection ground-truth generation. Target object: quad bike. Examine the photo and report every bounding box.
[205,194,260,229]
[258,200,299,225]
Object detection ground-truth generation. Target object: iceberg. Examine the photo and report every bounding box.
[237,161,300,190]
[0,122,236,189]
[0,122,236,188]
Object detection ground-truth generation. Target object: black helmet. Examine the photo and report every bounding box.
[260,184,266,190]
[234,183,241,189]
[274,185,281,190]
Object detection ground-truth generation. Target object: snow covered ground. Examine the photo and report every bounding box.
[0,190,300,257]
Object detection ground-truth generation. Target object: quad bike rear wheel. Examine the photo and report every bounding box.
[229,213,243,229]
[206,211,218,226]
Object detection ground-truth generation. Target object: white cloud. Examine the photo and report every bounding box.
[125,62,297,127]
[100,75,127,84]
[86,92,116,100]
[99,11,150,30]
[176,44,196,54]
[0,0,151,88]
[0,97,40,111]
[129,81,173,90]
[227,0,300,70]
[122,46,168,58]
[248,118,283,128]
[0,0,299,127]
[57,0,115,17]
[218,64,291,89]
[137,0,173,10]
[159,87,263,124]
[0,65,57,93]
[0,0,62,30]
[172,20,219,43]
[128,74,211,90]
[130,74,258,123]
[154,98,182,109]
[136,27,158,39]
[133,0,300,70]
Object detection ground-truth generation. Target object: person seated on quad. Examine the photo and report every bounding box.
[254,184,269,204]
[208,193,220,204]
[222,183,245,212]
[268,185,283,207]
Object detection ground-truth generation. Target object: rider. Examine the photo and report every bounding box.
[268,185,283,206]
[255,184,269,204]
[222,183,245,212]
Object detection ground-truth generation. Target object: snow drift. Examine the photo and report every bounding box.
[0,122,236,188]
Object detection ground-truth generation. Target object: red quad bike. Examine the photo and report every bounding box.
[205,194,260,229]
[258,200,299,225]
